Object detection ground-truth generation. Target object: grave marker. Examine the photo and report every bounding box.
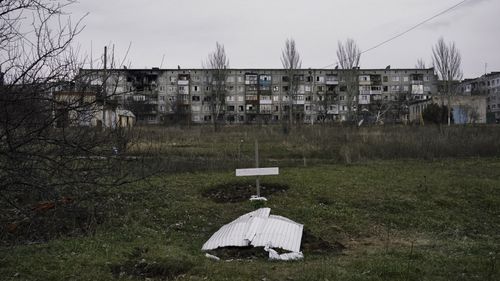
[235,139,279,198]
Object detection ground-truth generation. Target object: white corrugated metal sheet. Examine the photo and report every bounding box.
[201,208,303,253]
[251,215,303,253]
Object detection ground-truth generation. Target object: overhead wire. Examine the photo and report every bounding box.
[320,0,469,69]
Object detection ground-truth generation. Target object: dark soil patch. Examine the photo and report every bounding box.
[204,230,344,260]
[206,246,269,260]
[203,182,289,203]
[301,229,345,255]
[110,247,193,279]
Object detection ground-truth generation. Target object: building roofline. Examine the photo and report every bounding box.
[80,67,435,73]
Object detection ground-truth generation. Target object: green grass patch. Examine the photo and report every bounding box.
[1,158,499,280]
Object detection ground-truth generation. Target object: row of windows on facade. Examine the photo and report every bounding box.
[110,73,430,89]
[158,104,354,114]
[461,78,500,92]
[131,85,429,102]
[150,92,406,103]
[127,83,431,95]
[164,74,432,83]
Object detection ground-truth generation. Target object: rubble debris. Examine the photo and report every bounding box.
[204,253,220,261]
[202,208,303,261]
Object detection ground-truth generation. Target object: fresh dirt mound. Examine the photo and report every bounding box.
[207,246,269,260]
[301,229,345,255]
[204,230,344,260]
[203,182,289,203]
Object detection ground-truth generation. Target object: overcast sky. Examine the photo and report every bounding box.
[68,0,500,78]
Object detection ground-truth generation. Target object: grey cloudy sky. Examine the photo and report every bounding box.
[68,0,500,78]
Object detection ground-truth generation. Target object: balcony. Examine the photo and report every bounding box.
[326,75,339,85]
[358,95,370,105]
[177,80,189,86]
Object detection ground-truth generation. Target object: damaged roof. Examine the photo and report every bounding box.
[202,208,303,253]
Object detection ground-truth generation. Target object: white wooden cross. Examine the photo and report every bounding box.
[235,139,279,199]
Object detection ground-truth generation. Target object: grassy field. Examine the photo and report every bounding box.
[1,155,499,280]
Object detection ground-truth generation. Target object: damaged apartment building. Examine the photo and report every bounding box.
[78,67,437,125]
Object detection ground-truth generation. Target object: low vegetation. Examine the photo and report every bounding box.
[128,125,500,166]
[1,149,499,280]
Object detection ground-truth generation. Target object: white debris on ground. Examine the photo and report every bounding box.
[204,253,220,261]
[249,195,267,201]
[202,208,304,261]
[264,245,304,261]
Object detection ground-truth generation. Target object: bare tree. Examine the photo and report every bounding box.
[415,58,426,69]
[432,37,463,125]
[204,42,229,131]
[337,38,361,122]
[0,1,151,242]
[281,38,301,131]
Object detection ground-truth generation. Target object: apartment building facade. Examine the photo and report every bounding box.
[79,67,437,125]
[459,72,500,122]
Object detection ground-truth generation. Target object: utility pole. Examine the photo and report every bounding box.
[447,70,451,126]
[102,46,107,130]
